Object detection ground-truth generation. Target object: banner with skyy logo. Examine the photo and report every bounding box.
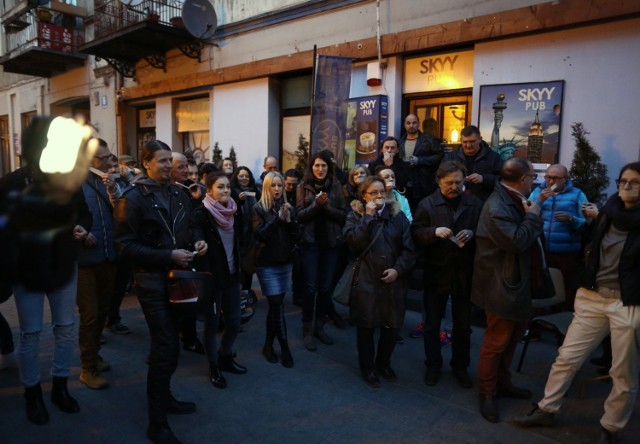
[310,54,352,168]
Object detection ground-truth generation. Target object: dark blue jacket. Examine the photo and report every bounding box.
[78,173,117,267]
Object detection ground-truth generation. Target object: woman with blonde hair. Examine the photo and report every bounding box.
[252,172,299,367]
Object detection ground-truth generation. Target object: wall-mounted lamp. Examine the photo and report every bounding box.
[367,62,382,87]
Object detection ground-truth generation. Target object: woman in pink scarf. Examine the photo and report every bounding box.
[194,171,247,389]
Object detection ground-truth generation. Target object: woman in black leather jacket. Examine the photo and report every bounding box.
[252,172,298,368]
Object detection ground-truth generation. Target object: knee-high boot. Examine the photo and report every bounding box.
[271,295,293,368]
[262,300,278,363]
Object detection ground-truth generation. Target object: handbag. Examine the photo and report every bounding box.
[166,269,213,316]
[531,238,555,300]
[332,223,384,306]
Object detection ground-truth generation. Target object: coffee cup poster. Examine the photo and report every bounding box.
[478,80,564,164]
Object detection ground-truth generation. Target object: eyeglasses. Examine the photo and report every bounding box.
[364,191,387,197]
[544,175,566,181]
[615,179,640,189]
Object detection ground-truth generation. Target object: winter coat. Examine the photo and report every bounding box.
[77,173,118,267]
[296,179,347,248]
[471,183,543,321]
[412,190,483,294]
[528,180,588,254]
[389,189,413,223]
[252,203,299,266]
[114,176,202,272]
[398,132,443,201]
[193,206,242,281]
[444,140,502,202]
[581,196,640,307]
[231,186,258,256]
[343,200,415,328]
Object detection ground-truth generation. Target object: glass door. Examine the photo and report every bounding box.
[407,94,472,143]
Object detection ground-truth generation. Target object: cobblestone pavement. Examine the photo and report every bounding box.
[0,287,637,444]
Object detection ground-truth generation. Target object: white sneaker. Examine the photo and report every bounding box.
[0,351,18,369]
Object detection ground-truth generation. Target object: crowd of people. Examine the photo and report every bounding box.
[0,114,638,444]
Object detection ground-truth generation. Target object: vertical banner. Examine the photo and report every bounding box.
[310,54,352,168]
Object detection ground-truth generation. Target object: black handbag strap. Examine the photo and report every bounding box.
[357,222,384,260]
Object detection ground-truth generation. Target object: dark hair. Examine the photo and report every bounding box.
[231,166,256,189]
[205,171,229,189]
[318,149,335,161]
[436,160,467,180]
[141,140,170,164]
[198,162,218,180]
[357,176,386,200]
[187,158,197,167]
[619,161,640,180]
[303,152,334,185]
[501,157,532,182]
[284,168,302,180]
[373,164,393,176]
[380,136,399,149]
[218,157,233,169]
[461,125,481,138]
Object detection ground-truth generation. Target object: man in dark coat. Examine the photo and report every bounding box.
[367,136,411,194]
[472,157,542,423]
[412,161,483,390]
[444,125,502,203]
[398,114,443,210]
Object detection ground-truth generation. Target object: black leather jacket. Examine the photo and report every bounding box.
[114,176,202,272]
[252,203,299,266]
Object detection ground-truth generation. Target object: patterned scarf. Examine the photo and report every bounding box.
[203,193,237,230]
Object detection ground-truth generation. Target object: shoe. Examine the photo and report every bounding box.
[396,335,404,344]
[362,371,381,388]
[424,367,440,386]
[24,384,49,425]
[478,395,499,423]
[511,404,554,427]
[100,334,107,345]
[51,376,80,413]
[262,343,278,363]
[97,356,111,373]
[452,368,473,389]
[80,369,109,389]
[0,351,18,369]
[597,426,620,444]
[281,347,294,368]
[106,322,131,335]
[182,339,205,355]
[218,353,247,374]
[409,323,424,339]
[209,364,227,389]
[497,384,532,399]
[313,323,334,345]
[376,365,397,382]
[327,312,348,329]
[166,395,196,415]
[439,331,452,347]
[147,421,182,444]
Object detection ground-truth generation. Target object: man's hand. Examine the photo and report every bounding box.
[456,229,473,243]
[582,203,599,219]
[554,211,571,222]
[465,173,483,184]
[407,156,418,167]
[84,233,98,247]
[171,249,195,268]
[537,188,554,203]
[523,200,541,216]
[73,225,89,242]
[435,227,453,239]
[381,268,398,284]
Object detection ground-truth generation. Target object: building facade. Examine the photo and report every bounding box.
[1,0,639,196]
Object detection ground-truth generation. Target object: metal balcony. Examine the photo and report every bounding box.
[0,8,86,77]
[79,0,203,79]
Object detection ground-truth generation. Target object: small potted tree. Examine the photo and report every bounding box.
[569,122,610,205]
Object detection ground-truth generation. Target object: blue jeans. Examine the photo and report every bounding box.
[13,265,78,387]
[300,244,340,323]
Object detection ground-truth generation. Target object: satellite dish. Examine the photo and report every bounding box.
[120,0,145,7]
[182,0,217,40]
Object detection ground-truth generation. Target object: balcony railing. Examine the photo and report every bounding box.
[94,0,184,39]
[3,13,84,56]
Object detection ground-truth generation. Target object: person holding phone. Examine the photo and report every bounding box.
[343,176,415,387]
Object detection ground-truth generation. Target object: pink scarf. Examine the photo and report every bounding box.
[203,194,237,230]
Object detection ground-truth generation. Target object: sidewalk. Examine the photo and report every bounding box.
[0,287,637,444]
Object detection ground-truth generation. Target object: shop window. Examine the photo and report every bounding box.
[177,97,210,164]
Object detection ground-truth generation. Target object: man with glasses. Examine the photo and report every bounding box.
[444,125,502,203]
[472,158,542,423]
[529,164,588,309]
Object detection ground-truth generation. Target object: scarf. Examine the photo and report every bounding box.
[601,194,640,232]
[203,193,237,230]
[313,177,331,193]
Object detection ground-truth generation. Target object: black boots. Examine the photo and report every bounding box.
[51,376,80,413]
[147,421,182,444]
[280,346,294,368]
[262,337,278,364]
[218,353,247,374]
[24,384,49,425]
[209,363,227,389]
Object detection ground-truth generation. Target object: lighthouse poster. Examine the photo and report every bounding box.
[478,80,564,164]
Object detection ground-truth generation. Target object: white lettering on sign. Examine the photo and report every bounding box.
[518,87,555,111]
[359,99,377,110]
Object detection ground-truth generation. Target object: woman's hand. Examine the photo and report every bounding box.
[365,200,377,216]
[381,268,398,283]
[315,191,329,206]
[278,203,291,222]
[238,191,246,201]
[194,240,208,256]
